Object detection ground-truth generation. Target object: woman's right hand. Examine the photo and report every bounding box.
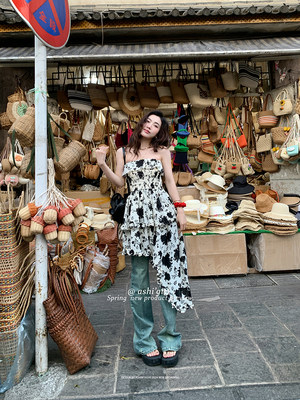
[96,146,109,167]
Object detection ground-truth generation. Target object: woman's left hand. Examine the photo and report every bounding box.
[176,208,187,233]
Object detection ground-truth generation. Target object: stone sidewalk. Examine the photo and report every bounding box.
[3,263,300,400]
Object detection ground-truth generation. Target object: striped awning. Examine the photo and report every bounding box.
[0,36,300,64]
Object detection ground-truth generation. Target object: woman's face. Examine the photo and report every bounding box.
[140,114,161,140]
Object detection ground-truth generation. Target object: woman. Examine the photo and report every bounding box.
[96,110,193,368]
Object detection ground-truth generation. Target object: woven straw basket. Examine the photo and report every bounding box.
[9,107,35,148]
[0,112,12,130]
[54,140,86,173]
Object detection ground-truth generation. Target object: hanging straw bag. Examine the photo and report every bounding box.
[239,63,260,89]
[82,112,96,142]
[8,107,35,148]
[54,140,86,173]
[184,83,214,108]
[262,153,279,173]
[273,88,293,116]
[136,69,160,109]
[271,116,291,145]
[256,133,272,153]
[221,65,239,91]
[156,81,173,104]
[88,84,109,109]
[258,94,278,128]
[68,89,93,112]
[170,65,189,104]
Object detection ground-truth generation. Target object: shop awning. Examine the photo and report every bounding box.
[1,36,300,64]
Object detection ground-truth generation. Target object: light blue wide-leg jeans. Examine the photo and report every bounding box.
[130,255,182,355]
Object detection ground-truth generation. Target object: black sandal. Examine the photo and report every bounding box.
[161,351,178,368]
[141,351,162,366]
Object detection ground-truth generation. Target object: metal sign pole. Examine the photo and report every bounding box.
[34,36,48,375]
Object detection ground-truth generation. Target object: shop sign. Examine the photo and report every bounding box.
[9,0,70,49]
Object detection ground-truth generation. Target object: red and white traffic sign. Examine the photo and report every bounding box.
[9,0,70,49]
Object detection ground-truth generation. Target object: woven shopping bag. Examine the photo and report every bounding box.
[96,224,119,285]
[44,261,98,374]
[273,88,293,116]
[256,133,272,153]
[257,94,278,129]
[271,116,291,145]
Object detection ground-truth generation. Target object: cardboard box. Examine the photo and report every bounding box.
[64,190,110,209]
[184,233,248,277]
[248,232,300,272]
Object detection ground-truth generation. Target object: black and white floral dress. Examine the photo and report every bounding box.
[120,158,193,313]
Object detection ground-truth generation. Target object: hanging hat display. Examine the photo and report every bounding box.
[118,86,143,116]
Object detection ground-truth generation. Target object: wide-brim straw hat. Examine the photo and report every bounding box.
[185,214,209,230]
[90,213,115,231]
[194,172,212,185]
[235,219,263,231]
[263,203,297,222]
[195,174,227,194]
[280,194,300,209]
[255,193,276,213]
[206,224,235,234]
[118,86,143,116]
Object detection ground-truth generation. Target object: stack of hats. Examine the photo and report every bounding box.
[194,173,228,208]
[262,203,298,235]
[232,200,264,231]
[174,115,190,165]
[255,193,276,213]
[227,176,255,203]
[206,205,235,234]
[183,197,209,232]
[280,194,300,213]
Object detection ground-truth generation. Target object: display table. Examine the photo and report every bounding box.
[183,232,248,277]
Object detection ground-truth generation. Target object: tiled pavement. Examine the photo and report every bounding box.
[3,264,300,399]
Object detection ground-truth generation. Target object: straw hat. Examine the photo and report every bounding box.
[263,203,297,222]
[209,205,232,221]
[255,193,276,213]
[280,194,300,208]
[118,86,143,116]
[233,200,262,218]
[90,213,115,230]
[6,101,28,123]
[195,174,227,194]
[194,171,212,185]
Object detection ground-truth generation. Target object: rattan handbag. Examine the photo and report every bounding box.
[54,140,86,173]
[271,116,291,145]
[44,260,98,374]
[8,107,35,148]
[273,88,293,116]
[257,94,278,129]
[96,223,119,285]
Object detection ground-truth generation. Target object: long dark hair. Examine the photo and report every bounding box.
[127,110,170,156]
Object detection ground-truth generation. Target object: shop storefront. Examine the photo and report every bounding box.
[1,0,300,389]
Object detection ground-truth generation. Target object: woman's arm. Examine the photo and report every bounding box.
[160,148,186,232]
[96,146,125,188]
